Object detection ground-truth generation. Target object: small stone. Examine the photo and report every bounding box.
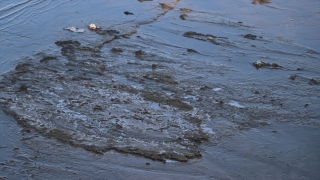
[253,61,269,68]
[159,3,174,10]
[135,50,143,56]
[308,79,319,85]
[187,48,198,53]
[111,47,123,53]
[124,11,134,15]
[106,30,120,35]
[180,14,188,20]
[260,122,269,126]
[200,86,211,91]
[93,105,103,111]
[289,75,297,80]
[180,8,193,12]
[19,84,28,92]
[146,162,150,165]
[152,64,157,70]
[252,0,271,5]
[244,34,257,40]
[271,63,281,68]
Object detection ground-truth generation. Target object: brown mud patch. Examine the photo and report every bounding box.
[143,72,179,84]
[0,42,208,162]
[253,61,282,69]
[183,31,233,46]
[252,0,271,5]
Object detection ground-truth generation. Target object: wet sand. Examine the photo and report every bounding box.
[0,0,320,179]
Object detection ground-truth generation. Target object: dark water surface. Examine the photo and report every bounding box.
[1,0,320,179]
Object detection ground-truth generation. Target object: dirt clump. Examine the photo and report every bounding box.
[180,14,188,20]
[187,48,198,53]
[183,31,231,46]
[143,72,178,84]
[180,8,193,12]
[159,3,174,10]
[252,0,271,5]
[309,78,319,85]
[253,61,282,69]
[135,50,143,56]
[141,91,193,111]
[111,47,124,53]
[244,34,257,40]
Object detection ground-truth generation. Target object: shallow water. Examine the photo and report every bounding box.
[1,0,320,179]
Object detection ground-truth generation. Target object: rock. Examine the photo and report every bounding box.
[200,86,211,91]
[308,78,319,85]
[159,3,174,10]
[289,75,297,80]
[244,34,257,40]
[152,64,157,70]
[252,0,271,5]
[180,14,188,20]
[111,47,124,53]
[106,30,120,35]
[124,11,134,15]
[135,50,143,56]
[19,84,28,92]
[253,61,269,68]
[183,31,230,46]
[40,56,58,63]
[253,61,282,69]
[180,8,193,12]
[187,48,198,53]
[271,63,281,68]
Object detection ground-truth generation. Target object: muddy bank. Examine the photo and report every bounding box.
[0,37,210,162]
[1,109,319,179]
[1,29,319,162]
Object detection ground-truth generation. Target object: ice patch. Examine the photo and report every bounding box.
[63,27,85,33]
[165,159,177,163]
[228,100,245,108]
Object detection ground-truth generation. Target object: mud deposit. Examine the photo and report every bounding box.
[0,42,208,162]
[1,0,320,179]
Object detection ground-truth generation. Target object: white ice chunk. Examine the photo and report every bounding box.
[63,27,85,33]
[228,100,245,108]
